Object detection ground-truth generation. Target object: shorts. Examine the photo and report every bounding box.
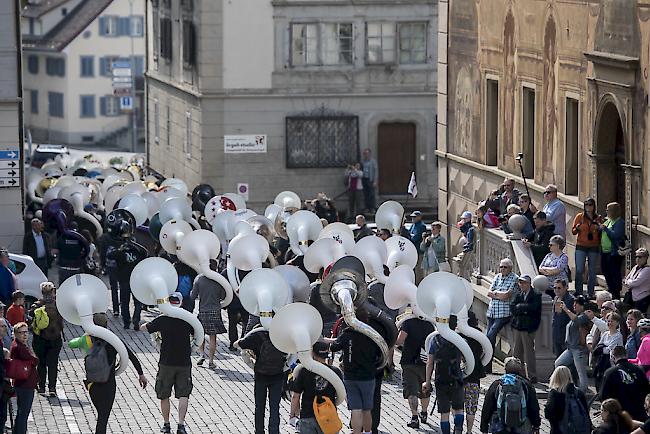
[155,364,193,399]
[435,383,464,414]
[344,379,375,410]
[464,382,480,415]
[298,417,324,434]
[401,364,430,399]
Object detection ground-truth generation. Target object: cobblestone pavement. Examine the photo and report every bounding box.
[25,291,576,433]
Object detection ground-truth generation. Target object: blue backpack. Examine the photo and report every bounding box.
[177,274,192,298]
[559,388,590,434]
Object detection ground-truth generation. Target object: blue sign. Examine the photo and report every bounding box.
[0,150,18,159]
[112,60,131,69]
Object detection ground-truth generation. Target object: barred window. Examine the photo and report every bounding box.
[286,116,359,168]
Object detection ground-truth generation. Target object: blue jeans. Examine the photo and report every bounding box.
[14,387,34,434]
[486,317,511,346]
[575,248,599,296]
[555,348,589,392]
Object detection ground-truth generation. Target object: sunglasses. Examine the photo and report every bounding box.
[543,191,554,195]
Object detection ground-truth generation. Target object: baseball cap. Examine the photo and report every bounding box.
[410,211,422,217]
[312,341,329,358]
[518,275,531,283]
[461,211,472,219]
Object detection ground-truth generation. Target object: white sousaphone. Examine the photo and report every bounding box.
[159,197,201,229]
[59,183,103,236]
[238,268,290,329]
[304,238,346,275]
[117,194,149,226]
[375,201,404,234]
[385,235,418,271]
[273,265,311,303]
[130,257,204,346]
[57,274,129,375]
[269,303,346,406]
[384,264,427,325]
[351,235,388,284]
[286,210,322,256]
[318,222,355,254]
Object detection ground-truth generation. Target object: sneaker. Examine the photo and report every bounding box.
[419,411,428,424]
[37,388,45,395]
[160,423,171,434]
[123,324,130,330]
[48,390,56,398]
[406,417,419,429]
[228,345,238,353]
[208,361,216,370]
[176,425,187,434]
[112,311,120,317]
[197,357,205,366]
[133,323,140,331]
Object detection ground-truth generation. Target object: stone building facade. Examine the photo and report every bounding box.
[437,0,650,266]
[146,0,437,213]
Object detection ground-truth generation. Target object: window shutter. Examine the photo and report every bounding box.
[137,16,144,36]
[58,59,65,77]
[100,96,107,116]
[100,58,107,76]
[99,17,106,35]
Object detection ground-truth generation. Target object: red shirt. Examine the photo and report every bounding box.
[9,340,39,389]
[6,305,25,326]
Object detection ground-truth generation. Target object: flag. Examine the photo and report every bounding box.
[407,172,417,198]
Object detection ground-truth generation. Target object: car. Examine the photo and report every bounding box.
[29,144,70,168]
[8,253,48,302]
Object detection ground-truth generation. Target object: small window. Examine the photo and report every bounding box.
[48,92,64,118]
[80,95,95,118]
[27,55,38,74]
[486,79,499,166]
[565,98,580,195]
[100,96,120,117]
[99,16,119,36]
[366,23,395,64]
[160,17,172,61]
[45,57,65,77]
[323,23,353,65]
[80,56,94,77]
[522,88,536,175]
[30,90,38,114]
[398,22,427,64]
[286,116,359,168]
[182,20,196,67]
[131,16,144,37]
[291,24,318,66]
[184,111,192,156]
[154,98,160,143]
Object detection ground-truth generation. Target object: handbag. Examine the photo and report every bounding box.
[4,358,31,381]
[313,396,342,434]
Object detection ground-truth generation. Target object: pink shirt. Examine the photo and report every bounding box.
[629,334,650,380]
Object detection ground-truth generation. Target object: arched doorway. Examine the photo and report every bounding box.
[595,102,626,216]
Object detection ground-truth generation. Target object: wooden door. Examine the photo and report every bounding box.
[378,122,416,194]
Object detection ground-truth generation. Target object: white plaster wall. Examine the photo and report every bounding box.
[222,0,273,90]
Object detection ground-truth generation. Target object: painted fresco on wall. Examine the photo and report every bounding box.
[542,14,557,184]
[502,9,516,167]
[595,0,640,58]
[448,0,480,160]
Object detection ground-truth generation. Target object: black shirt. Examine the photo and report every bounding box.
[291,364,343,418]
[57,233,87,268]
[641,419,650,434]
[399,318,434,366]
[146,316,193,367]
[330,327,379,381]
[463,335,486,384]
[113,240,148,282]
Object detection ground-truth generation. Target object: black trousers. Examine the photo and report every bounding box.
[34,257,48,277]
[58,266,81,286]
[228,307,249,345]
[601,253,623,299]
[89,379,116,434]
[119,279,142,327]
[108,272,120,314]
[32,335,62,391]
[372,373,383,434]
[362,178,376,212]
[254,374,283,434]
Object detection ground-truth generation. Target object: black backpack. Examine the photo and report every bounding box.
[254,333,287,376]
[432,335,463,387]
[85,340,112,383]
[495,374,528,430]
[559,388,591,434]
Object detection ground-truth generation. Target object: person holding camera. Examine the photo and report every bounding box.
[345,163,364,222]
[421,221,449,274]
[572,198,603,298]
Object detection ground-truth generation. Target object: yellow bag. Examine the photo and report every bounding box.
[313,396,342,434]
[32,306,49,335]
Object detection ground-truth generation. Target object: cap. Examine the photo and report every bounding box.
[410,211,422,217]
[461,211,473,219]
[168,292,183,305]
[518,275,531,283]
[312,341,329,357]
[638,318,650,329]
[431,221,443,228]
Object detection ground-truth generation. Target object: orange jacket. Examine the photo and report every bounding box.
[571,212,602,248]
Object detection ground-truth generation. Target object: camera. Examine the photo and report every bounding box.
[515,153,524,162]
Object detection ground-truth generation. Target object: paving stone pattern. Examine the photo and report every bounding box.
[27,300,567,433]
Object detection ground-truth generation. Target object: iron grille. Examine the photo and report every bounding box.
[286,116,359,168]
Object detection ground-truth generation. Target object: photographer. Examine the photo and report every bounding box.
[345,164,364,222]
[420,221,449,275]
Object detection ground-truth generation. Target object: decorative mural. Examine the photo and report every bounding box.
[541,13,557,184]
[502,9,516,167]
[454,67,474,157]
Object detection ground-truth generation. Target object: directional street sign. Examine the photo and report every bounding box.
[0,160,17,169]
[0,148,20,188]
[112,76,133,84]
